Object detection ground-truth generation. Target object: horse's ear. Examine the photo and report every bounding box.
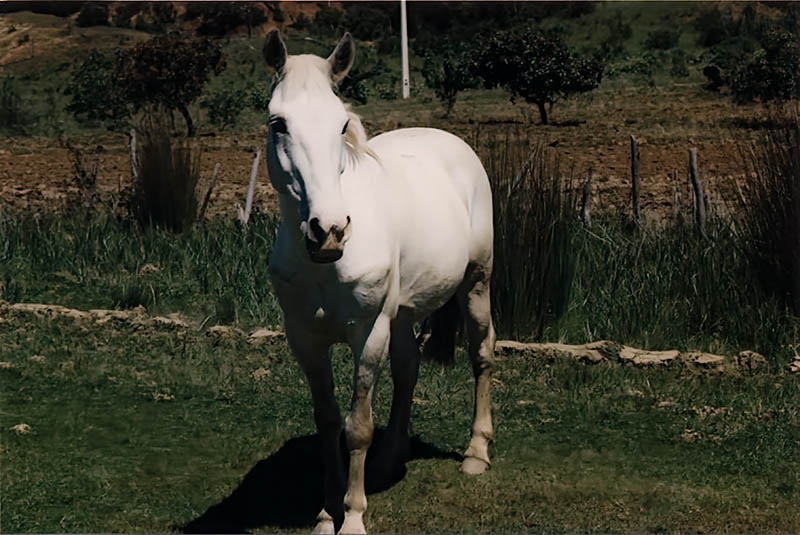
[327,32,355,85]
[263,29,287,72]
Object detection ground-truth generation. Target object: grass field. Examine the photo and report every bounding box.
[2,305,799,533]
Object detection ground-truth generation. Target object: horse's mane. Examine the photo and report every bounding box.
[276,55,379,166]
[343,106,378,165]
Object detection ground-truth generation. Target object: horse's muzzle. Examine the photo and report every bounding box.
[305,216,351,264]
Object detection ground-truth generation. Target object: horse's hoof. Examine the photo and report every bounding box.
[461,456,490,475]
[337,512,366,535]
[312,518,336,535]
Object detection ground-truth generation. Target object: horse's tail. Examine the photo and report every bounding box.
[418,294,461,365]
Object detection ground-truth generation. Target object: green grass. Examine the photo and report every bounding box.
[0,211,282,329]
[2,312,798,533]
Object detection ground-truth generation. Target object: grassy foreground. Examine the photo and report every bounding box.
[2,305,799,533]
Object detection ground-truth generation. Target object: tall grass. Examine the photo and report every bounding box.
[130,114,201,232]
[476,128,797,366]
[0,210,282,328]
[563,218,797,364]
[734,109,800,315]
[479,130,579,341]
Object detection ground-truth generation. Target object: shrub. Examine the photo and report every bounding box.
[0,76,25,132]
[479,131,579,340]
[249,86,270,113]
[735,110,800,315]
[201,87,247,130]
[65,49,130,131]
[670,49,689,77]
[130,114,201,232]
[731,29,800,104]
[644,28,681,51]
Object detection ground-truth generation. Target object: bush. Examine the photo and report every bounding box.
[422,42,478,117]
[0,76,26,132]
[249,86,270,113]
[731,29,800,104]
[76,2,109,27]
[735,110,800,315]
[201,86,247,130]
[130,114,201,232]
[644,28,681,51]
[65,49,130,131]
[670,49,689,77]
[478,131,579,340]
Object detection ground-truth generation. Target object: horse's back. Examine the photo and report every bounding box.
[367,128,493,316]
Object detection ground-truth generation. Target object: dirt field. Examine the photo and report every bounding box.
[0,83,767,223]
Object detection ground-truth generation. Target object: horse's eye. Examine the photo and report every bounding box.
[341,119,349,135]
[270,117,287,135]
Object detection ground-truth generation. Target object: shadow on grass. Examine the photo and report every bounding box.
[180,429,459,533]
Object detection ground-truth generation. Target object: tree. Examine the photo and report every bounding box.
[731,29,800,104]
[422,43,478,117]
[474,29,603,124]
[116,34,226,136]
[65,49,130,130]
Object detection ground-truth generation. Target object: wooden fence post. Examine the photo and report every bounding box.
[238,150,261,225]
[630,135,640,226]
[689,147,706,237]
[581,164,592,226]
[198,162,220,221]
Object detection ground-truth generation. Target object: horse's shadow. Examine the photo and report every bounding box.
[180,428,460,533]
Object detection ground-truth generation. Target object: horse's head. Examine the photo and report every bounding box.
[263,29,355,264]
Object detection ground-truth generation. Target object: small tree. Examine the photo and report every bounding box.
[474,29,603,124]
[422,43,478,117]
[65,49,130,130]
[116,34,226,136]
[201,86,247,130]
[731,29,800,104]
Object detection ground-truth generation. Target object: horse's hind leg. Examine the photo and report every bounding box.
[457,266,496,475]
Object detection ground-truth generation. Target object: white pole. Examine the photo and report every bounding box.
[401,0,409,99]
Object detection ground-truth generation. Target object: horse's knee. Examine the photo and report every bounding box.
[345,407,374,452]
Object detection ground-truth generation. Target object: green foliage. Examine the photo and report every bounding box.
[249,86,271,113]
[474,28,603,124]
[731,29,800,104]
[421,42,478,117]
[480,132,579,340]
[65,49,130,130]
[644,28,681,51]
[201,87,247,130]
[76,2,109,27]
[670,49,689,78]
[117,34,226,136]
[0,76,27,132]
[130,115,201,233]
[337,42,390,105]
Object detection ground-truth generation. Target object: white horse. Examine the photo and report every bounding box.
[263,30,495,535]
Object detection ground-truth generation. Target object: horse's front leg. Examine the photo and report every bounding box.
[287,324,345,534]
[340,313,391,535]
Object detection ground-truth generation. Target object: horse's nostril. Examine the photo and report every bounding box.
[308,217,326,243]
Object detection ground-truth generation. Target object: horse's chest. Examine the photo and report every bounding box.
[269,263,391,334]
